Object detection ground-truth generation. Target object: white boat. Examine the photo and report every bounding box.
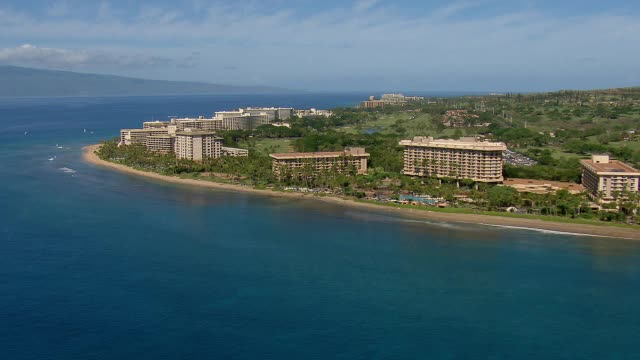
[48,157,55,161]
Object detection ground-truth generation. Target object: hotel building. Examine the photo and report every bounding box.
[270,147,369,178]
[295,108,333,118]
[214,111,271,130]
[580,155,640,200]
[242,107,293,121]
[399,136,506,182]
[145,135,174,154]
[360,96,385,109]
[222,147,249,157]
[173,117,220,132]
[120,128,171,146]
[175,130,222,161]
[143,121,172,129]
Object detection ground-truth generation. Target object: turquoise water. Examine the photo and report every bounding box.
[1,95,640,359]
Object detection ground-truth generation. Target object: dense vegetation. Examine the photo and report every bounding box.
[97,87,640,225]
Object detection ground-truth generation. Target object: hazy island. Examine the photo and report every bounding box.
[87,89,640,240]
[0,66,292,97]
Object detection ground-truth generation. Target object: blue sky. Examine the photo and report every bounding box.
[0,0,639,92]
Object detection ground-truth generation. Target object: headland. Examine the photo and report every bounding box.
[83,144,640,240]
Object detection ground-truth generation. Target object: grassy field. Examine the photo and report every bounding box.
[608,140,640,151]
[237,137,295,154]
[337,111,477,138]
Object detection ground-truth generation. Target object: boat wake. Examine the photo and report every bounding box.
[59,167,76,174]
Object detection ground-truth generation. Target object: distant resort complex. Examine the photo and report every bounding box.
[120,107,296,159]
[99,90,640,229]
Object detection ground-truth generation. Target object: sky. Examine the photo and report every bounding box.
[0,0,639,92]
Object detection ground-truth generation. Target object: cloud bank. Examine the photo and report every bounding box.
[0,1,638,91]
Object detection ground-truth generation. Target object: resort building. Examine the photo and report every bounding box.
[213,111,271,130]
[143,121,172,129]
[173,117,220,132]
[145,135,174,154]
[295,108,333,118]
[360,96,385,109]
[580,155,640,200]
[381,93,425,103]
[399,136,506,182]
[222,147,249,157]
[270,147,370,178]
[120,128,170,146]
[242,107,293,121]
[175,130,222,161]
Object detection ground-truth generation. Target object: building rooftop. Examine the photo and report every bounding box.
[270,148,370,160]
[581,159,640,174]
[399,136,506,151]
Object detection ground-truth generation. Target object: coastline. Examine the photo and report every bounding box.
[83,144,640,240]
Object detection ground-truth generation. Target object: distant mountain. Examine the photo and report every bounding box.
[0,66,293,97]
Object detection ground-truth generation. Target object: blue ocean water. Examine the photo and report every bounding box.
[1,94,640,359]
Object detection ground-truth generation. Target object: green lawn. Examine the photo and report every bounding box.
[238,137,295,154]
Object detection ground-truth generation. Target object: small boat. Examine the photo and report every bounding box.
[83,128,87,133]
[48,157,55,161]
[24,131,29,135]
[56,144,63,149]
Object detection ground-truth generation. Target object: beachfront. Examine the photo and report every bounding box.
[84,144,640,240]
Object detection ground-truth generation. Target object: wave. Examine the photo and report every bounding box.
[59,167,76,174]
[477,223,610,238]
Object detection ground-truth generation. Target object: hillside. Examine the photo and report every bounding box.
[0,66,292,97]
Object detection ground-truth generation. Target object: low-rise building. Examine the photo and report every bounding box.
[175,130,222,161]
[399,136,506,182]
[503,178,584,195]
[270,147,370,178]
[222,147,249,157]
[580,155,640,200]
[295,108,333,118]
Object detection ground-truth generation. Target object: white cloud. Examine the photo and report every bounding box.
[353,0,379,12]
[0,2,638,90]
[0,44,196,70]
[47,1,70,17]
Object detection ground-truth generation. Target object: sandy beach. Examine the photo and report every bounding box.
[83,144,640,240]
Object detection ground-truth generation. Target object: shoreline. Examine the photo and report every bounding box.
[83,144,640,240]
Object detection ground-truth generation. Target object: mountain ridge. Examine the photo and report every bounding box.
[0,66,295,97]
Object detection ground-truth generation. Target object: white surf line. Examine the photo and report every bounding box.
[477,223,632,239]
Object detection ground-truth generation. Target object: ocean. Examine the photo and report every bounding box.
[1,94,639,359]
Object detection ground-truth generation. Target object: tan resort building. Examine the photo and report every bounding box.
[270,147,370,178]
[580,155,640,200]
[399,136,506,182]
